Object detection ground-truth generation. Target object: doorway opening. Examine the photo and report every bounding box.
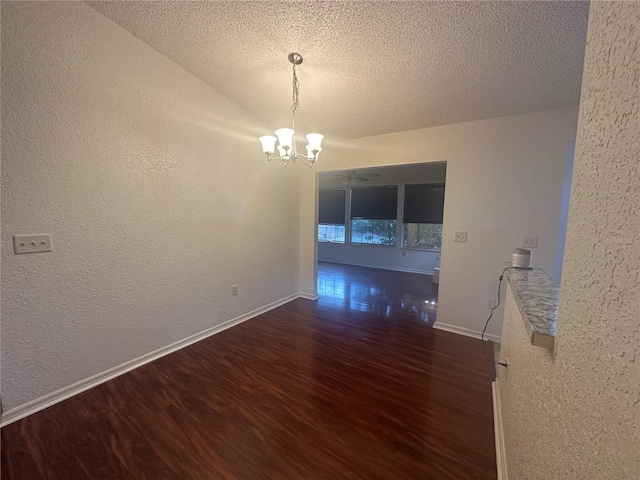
[315,162,447,325]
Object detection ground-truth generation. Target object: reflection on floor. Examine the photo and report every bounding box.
[2,261,497,479]
[317,262,438,324]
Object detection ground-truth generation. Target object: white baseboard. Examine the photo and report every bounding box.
[433,321,501,343]
[1,293,302,427]
[298,292,320,300]
[492,381,508,480]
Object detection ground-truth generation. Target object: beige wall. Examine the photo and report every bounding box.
[497,2,640,478]
[1,2,300,413]
[299,108,578,339]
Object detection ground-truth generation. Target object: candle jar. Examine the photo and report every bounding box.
[512,248,532,268]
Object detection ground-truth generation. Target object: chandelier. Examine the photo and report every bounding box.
[258,53,324,167]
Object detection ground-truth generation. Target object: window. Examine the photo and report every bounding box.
[403,223,443,249]
[318,189,346,243]
[403,184,445,249]
[350,186,398,245]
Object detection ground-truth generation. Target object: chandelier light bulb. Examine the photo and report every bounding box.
[305,133,324,152]
[306,144,315,159]
[258,135,277,155]
[274,128,295,151]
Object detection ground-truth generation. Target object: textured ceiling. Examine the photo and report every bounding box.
[88,1,589,141]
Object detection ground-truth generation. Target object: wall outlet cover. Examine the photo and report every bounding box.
[13,234,52,254]
[522,236,538,248]
[454,231,467,243]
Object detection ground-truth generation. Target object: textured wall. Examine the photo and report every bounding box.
[498,2,640,478]
[499,286,565,477]
[299,108,578,339]
[1,2,299,412]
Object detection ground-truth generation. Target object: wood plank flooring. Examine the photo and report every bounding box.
[2,262,497,479]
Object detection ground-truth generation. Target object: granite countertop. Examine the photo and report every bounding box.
[506,267,558,349]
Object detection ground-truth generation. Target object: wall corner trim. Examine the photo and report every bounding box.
[1,293,304,428]
[492,381,508,480]
[433,321,501,343]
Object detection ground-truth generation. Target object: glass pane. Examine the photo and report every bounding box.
[318,224,345,243]
[350,219,397,245]
[403,223,442,249]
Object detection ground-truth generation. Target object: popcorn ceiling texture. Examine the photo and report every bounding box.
[1,2,300,413]
[498,2,640,478]
[87,1,588,140]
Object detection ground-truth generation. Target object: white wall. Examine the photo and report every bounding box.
[497,4,640,477]
[300,108,578,339]
[318,242,440,275]
[1,2,300,414]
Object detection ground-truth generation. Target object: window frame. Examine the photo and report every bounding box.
[316,182,445,251]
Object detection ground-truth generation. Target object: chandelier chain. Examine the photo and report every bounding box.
[291,63,300,139]
[292,63,300,114]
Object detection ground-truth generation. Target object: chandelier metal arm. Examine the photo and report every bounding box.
[296,154,317,167]
[265,153,291,164]
[263,152,319,167]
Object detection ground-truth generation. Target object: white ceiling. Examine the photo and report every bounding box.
[88,1,589,141]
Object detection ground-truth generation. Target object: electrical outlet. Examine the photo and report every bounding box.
[232,284,239,296]
[13,234,52,254]
[454,231,467,243]
[487,298,497,309]
[522,236,538,248]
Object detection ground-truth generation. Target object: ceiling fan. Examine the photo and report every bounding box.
[325,170,380,186]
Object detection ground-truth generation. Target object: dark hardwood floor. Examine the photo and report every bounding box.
[316,262,439,324]
[2,262,497,479]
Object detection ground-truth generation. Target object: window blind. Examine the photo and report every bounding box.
[318,189,346,224]
[351,186,398,219]
[403,183,445,224]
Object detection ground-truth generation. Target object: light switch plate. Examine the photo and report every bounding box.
[454,231,467,243]
[13,234,52,254]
